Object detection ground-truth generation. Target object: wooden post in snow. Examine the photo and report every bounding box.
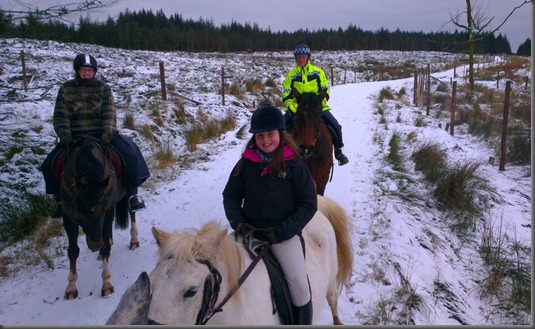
[499,81,512,171]
[413,70,418,106]
[330,67,334,87]
[20,51,28,92]
[426,63,431,116]
[449,81,456,136]
[159,62,167,101]
[221,67,225,106]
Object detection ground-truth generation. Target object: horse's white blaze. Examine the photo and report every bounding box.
[147,200,344,325]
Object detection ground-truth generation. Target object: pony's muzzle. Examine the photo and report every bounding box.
[86,237,102,252]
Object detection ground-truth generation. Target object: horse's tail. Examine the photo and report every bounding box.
[115,196,129,230]
[317,195,354,288]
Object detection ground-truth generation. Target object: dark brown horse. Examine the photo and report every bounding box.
[59,136,139,299]
[290,91,334,195]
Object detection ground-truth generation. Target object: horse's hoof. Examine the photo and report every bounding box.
[333,317,343,325]
[129,242,140,250]
[64,290,79,300]
[102,286,115,297]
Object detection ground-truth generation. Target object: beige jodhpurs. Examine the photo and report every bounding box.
[270,235,310,306]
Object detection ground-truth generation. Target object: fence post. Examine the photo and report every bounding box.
[499,81,512,171]
[330,67,334,87]
[426,63,431,116]
[221,67,225,106]
[449,81,456,136]
[159,61,167,101]
[20,51,28,92]
[413,70,418,106]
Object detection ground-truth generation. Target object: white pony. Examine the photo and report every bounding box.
[107,195,354,325]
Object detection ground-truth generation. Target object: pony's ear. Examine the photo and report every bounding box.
[292,88,302,100]
[318,90,328,102]
[194,223,228,260]
[152,226,170,246]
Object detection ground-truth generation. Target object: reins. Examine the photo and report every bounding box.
[293,111,322,157]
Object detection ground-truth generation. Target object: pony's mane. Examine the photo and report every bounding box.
[157,222,245,300]
[74,140,106,183]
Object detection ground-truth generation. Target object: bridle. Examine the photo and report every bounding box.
[195,241,272,325]
[293,110,323,159]
[195,259,222,325]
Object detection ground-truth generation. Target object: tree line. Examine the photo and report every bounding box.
[0,8,529,55]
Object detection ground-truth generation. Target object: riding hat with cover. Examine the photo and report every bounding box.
[249,105,286,133]
[293,44,311,58]
[73,53,98,72]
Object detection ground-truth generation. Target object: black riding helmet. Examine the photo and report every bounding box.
[73,53,98,72]
[249,105,285,133]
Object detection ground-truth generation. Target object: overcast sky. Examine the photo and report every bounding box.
[4,0,533,51]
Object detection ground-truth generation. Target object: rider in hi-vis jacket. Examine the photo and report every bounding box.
[282,43,349,166]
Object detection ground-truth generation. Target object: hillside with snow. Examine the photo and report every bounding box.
[0,38,531,325]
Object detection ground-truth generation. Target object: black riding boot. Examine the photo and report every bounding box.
[292,299,313,325]
[128,187,145,212]
[52,193,62,218]
[335,148,349,166]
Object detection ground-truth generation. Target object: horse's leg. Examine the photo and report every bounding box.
[327,290,343,325]
[63,217,80,299]
[129,211,140,250]
[100,210,115,297]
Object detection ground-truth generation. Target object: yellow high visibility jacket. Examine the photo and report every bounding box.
[282,61,330,113]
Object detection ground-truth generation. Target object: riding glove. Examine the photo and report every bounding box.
[237,223,255,236]
[61,134,73,145]
[257,228,279,244]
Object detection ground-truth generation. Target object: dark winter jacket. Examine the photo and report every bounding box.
[53,77,116,144]
[222,145,317,242]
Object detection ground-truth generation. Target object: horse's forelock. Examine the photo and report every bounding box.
[156,223,229,263]
[74,142,107,183]
[299,93,321,112]
[157,232,199,264]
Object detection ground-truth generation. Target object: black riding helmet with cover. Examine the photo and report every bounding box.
[293,43,311,61]
[249,105,286,133]
[73,53,98,72]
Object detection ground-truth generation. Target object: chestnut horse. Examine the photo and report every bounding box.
[59,136,139,299]
[291,91,334,195]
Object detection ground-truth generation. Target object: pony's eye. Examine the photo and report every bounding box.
[183,287,198,298]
